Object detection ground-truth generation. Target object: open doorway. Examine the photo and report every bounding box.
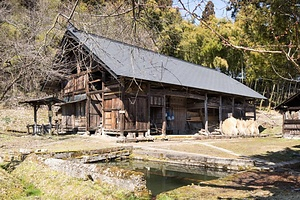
[150,107,162,134]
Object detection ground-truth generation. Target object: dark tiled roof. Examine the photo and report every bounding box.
[66,25,265,99]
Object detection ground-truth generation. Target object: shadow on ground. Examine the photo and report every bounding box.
[250,145,300,163]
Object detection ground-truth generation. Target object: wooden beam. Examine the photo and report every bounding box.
[105,84,121,90]
[150,89,205,100]
[63,89,86,96]
[88,88,111,95]
[285,106,300,110]
[104,91,122,96]
[89,79,101,84]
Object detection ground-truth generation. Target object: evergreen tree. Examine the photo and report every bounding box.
[202,1,215,21]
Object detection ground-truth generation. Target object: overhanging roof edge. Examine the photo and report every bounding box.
[65,24,266,100]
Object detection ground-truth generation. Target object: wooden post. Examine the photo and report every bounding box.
[242,98,246,119]
[232,97,235,117]
[219,96,223,133]
[71,113,75,131]
[204,94,208,133]
[162,95,167,136]
[33,104,38,135]
[85,96,90,134]
[120,78,125,137]
[147,83,151,136]
[48,104,53,135]
[85,73,90,135]
[253,100,257,120]
[282,111,285,135]
[33,104,37,134]
[119,111,125,137]
[101,71,106,135]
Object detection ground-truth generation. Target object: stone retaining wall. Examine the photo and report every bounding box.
[41,146,133,162]
[133,148,255,171]
[41,157,147,194]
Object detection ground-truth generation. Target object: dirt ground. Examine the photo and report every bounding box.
[1,108,300,199]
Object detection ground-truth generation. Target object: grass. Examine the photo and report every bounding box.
[0,107,48,133]
[1,107,299,199]
[0,167,25,200]
[24,183,42,197]
[156,170,300,200]
[143,135,300,163]
[209,137,300,162]
[0,133,119,157]
[11,154,145,200]
[163,143,239,158]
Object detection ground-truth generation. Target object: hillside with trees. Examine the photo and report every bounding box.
[0,0,299,107]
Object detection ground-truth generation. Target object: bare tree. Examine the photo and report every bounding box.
[0,0,80,103]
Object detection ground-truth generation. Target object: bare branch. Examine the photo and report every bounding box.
[182,1,282,52]
[68,0,79,23]
[177,0,300,71]
[74,8,134,18]
[222,42,283,54]
[270,63,300,82]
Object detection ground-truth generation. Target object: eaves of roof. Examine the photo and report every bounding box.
[275,92,300,110]
[65,25,266,100]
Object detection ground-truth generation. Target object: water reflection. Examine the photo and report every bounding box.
[97,160,231,196]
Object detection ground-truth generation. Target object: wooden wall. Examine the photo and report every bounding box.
[63,74,87,95]
[103,95,121,130]
[60,94,101,133]
[282,111,300,136]
[61,101,86,132]
[168,96,187,134]
[58,67,257,135]
[123,96,148,131]
[283,119,300,135]
[89,99,102,130]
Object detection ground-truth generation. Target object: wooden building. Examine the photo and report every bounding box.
[44,24,265,137]
[20,96,64,135]
[275,92,300,137]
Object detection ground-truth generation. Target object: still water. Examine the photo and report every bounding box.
[97,160,230,196]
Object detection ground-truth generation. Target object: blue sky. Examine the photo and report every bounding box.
[212,0,231,18]
[173,0,232,19]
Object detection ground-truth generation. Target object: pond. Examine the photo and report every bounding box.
[97,159,231,196]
